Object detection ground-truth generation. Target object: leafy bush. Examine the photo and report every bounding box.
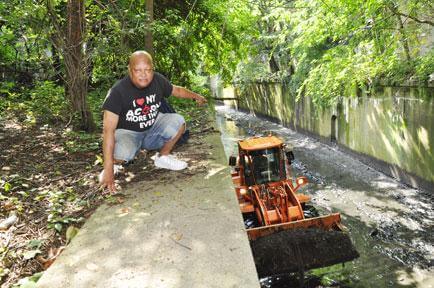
[2,81,68,125]
[62,130,101,153]
[27,81,67,124]
[0,81,17,115]
[87,87,109,129]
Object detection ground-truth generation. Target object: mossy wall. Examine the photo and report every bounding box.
[234,83,434,191]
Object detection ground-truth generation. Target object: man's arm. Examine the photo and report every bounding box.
[172,85,207,105]
[100,110,119,193]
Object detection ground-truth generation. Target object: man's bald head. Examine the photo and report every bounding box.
[128,50,153,69]
[128,51,155,89]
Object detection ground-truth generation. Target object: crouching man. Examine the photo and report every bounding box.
[99,50,207,193]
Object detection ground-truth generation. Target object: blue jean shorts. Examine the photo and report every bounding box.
[114,113,185,162]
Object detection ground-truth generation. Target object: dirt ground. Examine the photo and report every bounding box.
[0,108,214,287]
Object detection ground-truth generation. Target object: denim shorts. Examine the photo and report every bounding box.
[114,113,185,162]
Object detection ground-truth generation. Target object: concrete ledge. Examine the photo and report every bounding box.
[37,131,259,288]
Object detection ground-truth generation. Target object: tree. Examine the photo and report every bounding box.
[236,0,434,108]
[65,0,95,131]
[145,0,154,56]
[1,0,256,127]
[47,0,95,131]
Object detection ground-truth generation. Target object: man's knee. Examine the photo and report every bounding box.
[172,114,185,130]
[162,114,185,139]
[141,114,185,150]
[113,129,143,162]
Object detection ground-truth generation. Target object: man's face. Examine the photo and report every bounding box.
[129,59,154,89]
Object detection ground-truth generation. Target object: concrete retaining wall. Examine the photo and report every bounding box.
[232,83,434,192]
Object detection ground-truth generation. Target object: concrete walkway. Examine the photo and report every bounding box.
[36,130,259,288]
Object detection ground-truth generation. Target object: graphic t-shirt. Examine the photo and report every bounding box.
[102,72,173,132]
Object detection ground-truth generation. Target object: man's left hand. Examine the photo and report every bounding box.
[194,95,207,106]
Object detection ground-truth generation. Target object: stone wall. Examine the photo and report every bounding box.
[233,83,434,192]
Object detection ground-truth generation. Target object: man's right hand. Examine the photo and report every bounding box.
[99,166,117,193]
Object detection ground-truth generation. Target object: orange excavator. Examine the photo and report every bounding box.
[229,135,358,277]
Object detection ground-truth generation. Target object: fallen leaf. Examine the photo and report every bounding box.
[66,226,79,244]
[94,155,103,166]
[0,214,18,231]
[37,246,65,269]
[3,182,12,192]
[23,249,41,260]
[54,223,63,233]
[17,281,37,288]
[171,232,183,241]
[118,207,130,217]
[27,239,43,249]
[3,200,14,211]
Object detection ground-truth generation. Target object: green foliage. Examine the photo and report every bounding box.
[28,81,67,123]
[0,1,55,83]
[87,0,254,87]
[1,1,253,130]
[12,272,43,288]
[415,51,434,82]
[0,82,18,114]
[62,130,100,153]
[65,226,79,243]
[86,87,107,129]
[0,81,67,125]
[45,188,84,233]
[236,0,434,108]
[1,175,30,214]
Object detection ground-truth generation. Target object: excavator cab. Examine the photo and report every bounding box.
[242,147,285,185]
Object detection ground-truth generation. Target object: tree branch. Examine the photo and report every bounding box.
[394,11,434,26]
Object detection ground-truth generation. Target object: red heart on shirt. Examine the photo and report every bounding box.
[136,98,145,106]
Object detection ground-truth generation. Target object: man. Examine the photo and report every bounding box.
[100,50,207,193]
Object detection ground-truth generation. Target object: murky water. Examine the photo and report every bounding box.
[214,104,434,288]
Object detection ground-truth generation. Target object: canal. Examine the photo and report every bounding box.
[214,104,434,288]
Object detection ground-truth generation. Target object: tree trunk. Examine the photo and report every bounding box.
[396,14,411,62]
[65,0,95,132]
[145,0,154,56]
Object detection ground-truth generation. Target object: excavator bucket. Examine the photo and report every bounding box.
[248,215,359,277]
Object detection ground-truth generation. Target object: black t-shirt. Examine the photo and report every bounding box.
[102,72,173,131]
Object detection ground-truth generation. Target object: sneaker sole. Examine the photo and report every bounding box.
[154,163,187,171]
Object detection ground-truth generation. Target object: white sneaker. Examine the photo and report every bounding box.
[154,154,187,170]
[98,164,123,183]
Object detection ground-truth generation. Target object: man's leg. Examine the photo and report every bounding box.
[143,113,187,170]
[99,129,145,183]
[113,129,145,162]
[159,123,185,156]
